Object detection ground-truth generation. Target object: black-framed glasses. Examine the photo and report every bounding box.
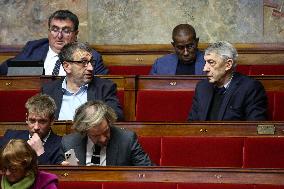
[65,59,94,67]
[49,26,75,37]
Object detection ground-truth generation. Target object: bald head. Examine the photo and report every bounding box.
[172,24,196,42]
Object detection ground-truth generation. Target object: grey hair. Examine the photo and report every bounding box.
[205,41,238,67]
[72,100,117,134]
[58,42,93,63]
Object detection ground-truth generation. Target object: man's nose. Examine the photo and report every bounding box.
[33,122,40,130]
[86,62,94,71]
[99,135,108,144]
[203,62,210,72]
[183,47,189,56]
[57,31,63,39]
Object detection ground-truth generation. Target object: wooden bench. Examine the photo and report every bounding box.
[1,43,284,75]
[37,166,284,188]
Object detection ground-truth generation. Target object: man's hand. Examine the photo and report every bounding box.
[27,133,45,156]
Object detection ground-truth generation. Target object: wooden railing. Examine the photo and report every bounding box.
[38,166,284,185]
[1,43,284,66]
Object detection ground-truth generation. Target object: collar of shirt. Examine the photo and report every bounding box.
[47,46,58,58]
[223,73,234,89]
[29,129,51,146]
[61,77,89,95]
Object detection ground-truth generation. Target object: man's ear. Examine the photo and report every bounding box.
[225,58,233,71]
[50,116,55,125]
[74,30,79,42]
[62,61,71,74]
[195,37,199,48]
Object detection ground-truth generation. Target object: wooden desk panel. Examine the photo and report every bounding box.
[1,121,284,137]
[1,43,284,66]
[40,166,284,185]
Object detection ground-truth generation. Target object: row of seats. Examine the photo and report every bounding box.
[1,121,284,169]
[1,75,284,121]
[107,65,284,75]
[138,136,284,168]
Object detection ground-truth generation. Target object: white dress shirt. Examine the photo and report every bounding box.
[86,137,106,166]
[44,47,66,76]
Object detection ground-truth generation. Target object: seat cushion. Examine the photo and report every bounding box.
[161,136,244,167]
[136,91,194,121]
[244,137,284,168]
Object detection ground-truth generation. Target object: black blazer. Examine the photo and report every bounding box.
[41,76,124,121]
[61,126,153,166]
[188,72,268,121]
[0,129,64,165]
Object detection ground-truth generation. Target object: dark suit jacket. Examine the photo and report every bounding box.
[188,72,268,121]
[61,126,153,166]
[149,50,205,75]
[41,76,124,121]
[0,38,108,75]
[0,130,64,165]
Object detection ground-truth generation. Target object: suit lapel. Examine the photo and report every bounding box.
[201,83,214,120]
[54,78,65,119]
[106,127,118,165]
[87,78,97,101]
[218,73,241,120]
[74,135,87,165]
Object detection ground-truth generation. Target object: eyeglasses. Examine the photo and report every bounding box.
[175,43,197,51]
[26,118,49,125]
[66,59,94,67]
[49,26,75,37]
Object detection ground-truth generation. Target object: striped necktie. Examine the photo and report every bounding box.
[52,59,61,76]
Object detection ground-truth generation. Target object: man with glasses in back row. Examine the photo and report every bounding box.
[0,10,108,75]
[149,24,205,75]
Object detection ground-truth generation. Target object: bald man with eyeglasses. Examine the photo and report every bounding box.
[0,10,108,76]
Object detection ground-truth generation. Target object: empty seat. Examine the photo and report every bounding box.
[108,65,152,75]
[161,137,244,167]
[236,65,251,75]
[249,65,284,75]
[138,136,161,165]
[136,91,194,121]
[244,137,284,168]
[0,90,39,121]
[272,91,284,121]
